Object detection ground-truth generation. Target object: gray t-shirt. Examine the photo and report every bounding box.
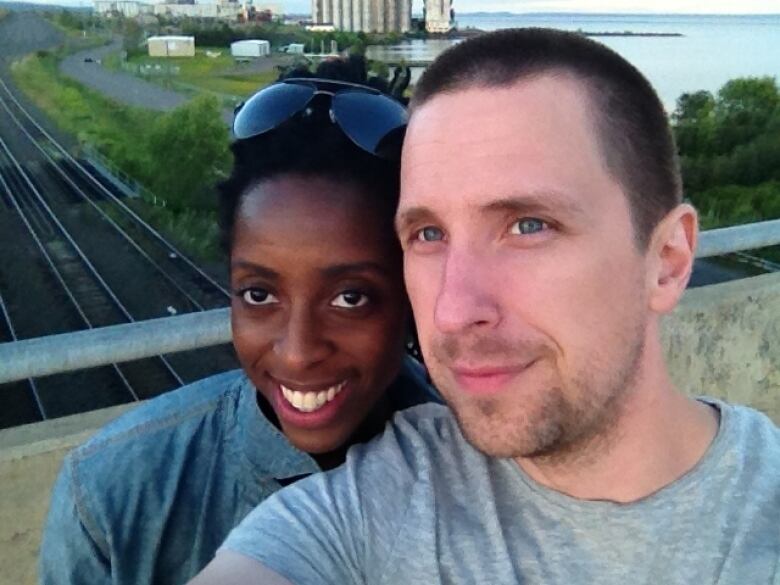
[223,400,780,584]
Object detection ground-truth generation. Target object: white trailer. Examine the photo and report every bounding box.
[230,39,271,59]
[284,43,306,54]
[147,36,195,58]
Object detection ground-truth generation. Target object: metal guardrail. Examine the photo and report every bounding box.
[695,218,780,259]
[0,219,779,385]
[0,309,230,384]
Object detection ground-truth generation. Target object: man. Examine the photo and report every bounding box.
[190,28,780,585]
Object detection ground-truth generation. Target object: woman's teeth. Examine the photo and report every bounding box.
[280,382,346,413]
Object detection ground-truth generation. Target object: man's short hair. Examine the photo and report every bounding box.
[412,28,683,249]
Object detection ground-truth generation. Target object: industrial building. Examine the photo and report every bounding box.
[425,0,452,33]
[94,0,244,20]
[147,35,196,57]
[311,0,412,33]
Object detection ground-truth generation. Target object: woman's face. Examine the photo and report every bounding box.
[230,174,408,454]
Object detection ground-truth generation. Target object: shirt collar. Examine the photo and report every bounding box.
[236,375,320,481]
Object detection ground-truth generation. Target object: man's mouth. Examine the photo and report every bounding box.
[449,360,538,395]
[279,381,347,413]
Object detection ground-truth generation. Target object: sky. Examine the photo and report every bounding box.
[3,0,780,14]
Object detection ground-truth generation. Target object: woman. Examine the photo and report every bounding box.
[39,60,434,585]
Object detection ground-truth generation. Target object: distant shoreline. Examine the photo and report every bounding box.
[453,28,684,39]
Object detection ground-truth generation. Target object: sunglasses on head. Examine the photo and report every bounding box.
[232,78,409,160]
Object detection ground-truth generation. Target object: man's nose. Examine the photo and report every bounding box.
[273,307,333,370]
[433,246,501,334]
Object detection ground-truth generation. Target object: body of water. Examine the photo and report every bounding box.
[366,13,780,109]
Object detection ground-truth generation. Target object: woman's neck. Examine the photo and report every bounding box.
[314,393,394,470]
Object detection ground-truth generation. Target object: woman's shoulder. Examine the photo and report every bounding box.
[71,369,247,463]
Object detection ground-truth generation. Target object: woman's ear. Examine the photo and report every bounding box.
[646,204,698,314]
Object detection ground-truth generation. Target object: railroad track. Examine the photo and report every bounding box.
[0,74,237,428]
[0,76,231,311]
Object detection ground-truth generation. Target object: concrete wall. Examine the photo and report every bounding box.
[0,404,135,585]
[1,271,778,584]
[663,271,780,421]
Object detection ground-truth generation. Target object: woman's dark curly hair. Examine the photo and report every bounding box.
[217,55,408,254]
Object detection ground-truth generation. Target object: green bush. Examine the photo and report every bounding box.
[673,77,780,230]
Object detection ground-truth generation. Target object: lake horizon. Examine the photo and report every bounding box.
[367,12,780,110]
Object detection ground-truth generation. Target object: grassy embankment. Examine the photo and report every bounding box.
[10,50,225,262]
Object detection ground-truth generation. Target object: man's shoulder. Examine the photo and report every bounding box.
[387,402,457,447]
[710,398,780,444]
[347,403,461,479]
[703,398,780,491]
[70,369,246,466]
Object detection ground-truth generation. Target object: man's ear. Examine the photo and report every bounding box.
[646,203,698,315]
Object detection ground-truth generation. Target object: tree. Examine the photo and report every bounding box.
[121,19,145,56]
[713,77,779,154]
[144,95,230,211]
[672,90,715,157]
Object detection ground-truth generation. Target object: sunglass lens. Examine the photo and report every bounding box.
[333,92,409,158]
[233,83,314,139]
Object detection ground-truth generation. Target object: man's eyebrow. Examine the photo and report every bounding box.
[395,206,439,234]
[230,261,279,280]
[482,192,587,218]
[320,261,388,279]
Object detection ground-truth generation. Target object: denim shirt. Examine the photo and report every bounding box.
[39,358,435,585]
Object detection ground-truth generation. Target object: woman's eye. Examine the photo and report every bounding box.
[415,226,444,242]
[331,291,369,308]
[510,218,549,235]
[240,288,278,306]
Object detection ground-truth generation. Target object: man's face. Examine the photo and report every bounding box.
[398,75,652,460]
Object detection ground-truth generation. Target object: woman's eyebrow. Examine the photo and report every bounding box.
[321,262,388,279]
[230,261,279,280]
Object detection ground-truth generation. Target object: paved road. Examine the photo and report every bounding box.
[60,40,189,112]
[61,41,236,125]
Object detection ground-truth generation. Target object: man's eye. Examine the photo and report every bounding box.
[415,226,444,242]
[510,218,548,235]
[240,288,278,306]
[331,291,369,308]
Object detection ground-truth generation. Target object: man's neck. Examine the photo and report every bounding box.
[514,340,720,504]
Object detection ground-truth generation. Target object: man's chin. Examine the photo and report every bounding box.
[446,391,569,459]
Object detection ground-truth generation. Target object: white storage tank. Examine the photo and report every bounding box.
[231,39,271,59]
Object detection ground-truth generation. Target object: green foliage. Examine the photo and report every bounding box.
[127,203,223,261]
[11,52,228,260]
[48,9,107,35]
[144,95,230,211]
[11,52,156,178]
[121,18,145,56]
[691,182,780,229]
[713,77,780,154]
[671,90,716,155]
[673,76,780,230]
